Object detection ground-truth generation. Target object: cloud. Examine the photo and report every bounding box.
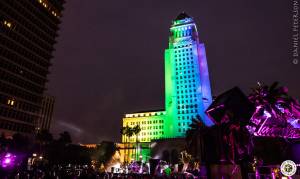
[57,120,83,134]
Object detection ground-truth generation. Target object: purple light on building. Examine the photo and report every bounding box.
[247,105,300,138]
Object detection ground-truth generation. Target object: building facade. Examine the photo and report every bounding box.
[37,95,55,131]
[122,13,213,144]
[164,12,213,138]
[0,0,64,136]
[122,110,166,143]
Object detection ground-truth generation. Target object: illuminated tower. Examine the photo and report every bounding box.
[164,12,213,138]
[122,12,213,144]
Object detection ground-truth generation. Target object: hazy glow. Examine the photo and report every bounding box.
[58,121,82,133]
[1,153,16,168]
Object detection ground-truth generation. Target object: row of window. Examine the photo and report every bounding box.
[1,14,53,51]
[129,137,161,142]
[33,0,62,22]
[34,0,61,21]
[0,58,45,87]
[177,99,198,104]
[175,61,194,66]
[0,105,37,124]
[177,109,198,114]
[176,93,198,99]
[172,29,194,38]
[177,95,198,100]
[176,75,195,80]
[140,131,164,136]
[178,122,191,126]
[0,80,42,104]
[0,94,40,113]
[176,89,197,94]
[0,34,50,70]
[125,112,165,118]
[177,104,198,109]
[1,1,56,44]
[175,58,194,63]
[176,79,196,85]
[0,68,44,94]
[0,48,48,81]
[22,0,60,29]
[3,0,57,38]
[175,48,193,53]
[175,70,195,75]
[2,19,53,60]
[141,120,163,124]
[129,120,163,126]
[141,125,163,130]
[174,44,192,49]
[176,65,196,71]
[177,115,198,120]
[175,52,193,57]
[0,118,34,133]
[176,84,196,89]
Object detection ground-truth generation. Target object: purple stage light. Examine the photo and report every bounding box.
[1,153,16,168]
[4,158,11,163]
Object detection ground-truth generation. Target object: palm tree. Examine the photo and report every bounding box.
[249,82,289,121]
[248,82,300,138]
[120,125,141,161]
[186,115,207,163]
[132,125,141,160]
[120,126,128,162]
[120,126,134,162]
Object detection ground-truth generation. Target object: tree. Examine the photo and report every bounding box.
[58,131,72,145]
[132,125,141,141]
[12,133,32,152]
[248,82,300,138]
[132,125,141,160]
[35,129,53,154]
[96,141,118,167]
[121,126,134,142]
[120,126,134,162]
[186,115,207,163]
[36,129,53,145]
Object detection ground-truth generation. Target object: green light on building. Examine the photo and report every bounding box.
[122,12,213,145]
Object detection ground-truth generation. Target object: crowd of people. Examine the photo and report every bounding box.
[0,160,209,179]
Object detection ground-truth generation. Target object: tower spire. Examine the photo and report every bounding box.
[175,12,191,20]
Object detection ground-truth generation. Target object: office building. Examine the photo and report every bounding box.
[37,95,55,131]
[122,12,213,144]
[0,0,64,136]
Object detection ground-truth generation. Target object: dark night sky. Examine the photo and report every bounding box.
[48,0,299,143]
